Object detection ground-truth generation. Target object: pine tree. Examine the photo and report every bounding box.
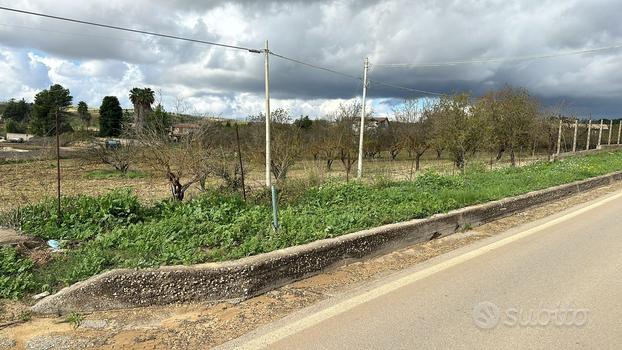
[99,96,123,137]
[30,84,73,136]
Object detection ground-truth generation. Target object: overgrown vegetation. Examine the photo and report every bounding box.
[0,247,35,299]
[3,150,622,299]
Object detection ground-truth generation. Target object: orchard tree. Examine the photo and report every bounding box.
[140,128,208,201]
[99,96,123,137]
[477,86,538,166]
[393,98,433,176]
[432,93,489,170]
[248,108,302,181]
[30,84,73,136]
[332,102,363,181]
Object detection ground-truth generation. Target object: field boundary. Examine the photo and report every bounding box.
[32,169,622,314]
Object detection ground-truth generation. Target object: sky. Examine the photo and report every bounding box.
[0,0,621,119]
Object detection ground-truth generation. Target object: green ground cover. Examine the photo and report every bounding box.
[2,150,622,299]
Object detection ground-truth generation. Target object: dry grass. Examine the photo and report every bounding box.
[0,145,549,213]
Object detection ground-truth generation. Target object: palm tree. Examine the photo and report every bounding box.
[129,87,155,130]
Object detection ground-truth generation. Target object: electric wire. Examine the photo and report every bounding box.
[0,6,262,53]
[269,51,445,96]
[372,44,622,68]
[0,6,446,96]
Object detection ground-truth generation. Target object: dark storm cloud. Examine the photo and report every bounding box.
[0,0,621,116]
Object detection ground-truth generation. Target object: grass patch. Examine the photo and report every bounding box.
[3,150,622,298]
[85,169,149,179]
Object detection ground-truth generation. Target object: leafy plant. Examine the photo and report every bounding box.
[65,312,84,329]
[0,247,35,299]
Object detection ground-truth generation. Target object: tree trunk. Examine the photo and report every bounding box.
[415,152,422,171]
[496,145,505,161]
[170,181,186,201]
[509,145,516,167]
[455,152,465,171]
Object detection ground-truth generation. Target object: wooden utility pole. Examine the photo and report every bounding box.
[618,121,621,144]
[264,40,271,188]
[356,57,369,180]
[572,119,578,152]
[586,119,592,150]
[556,119,562,155]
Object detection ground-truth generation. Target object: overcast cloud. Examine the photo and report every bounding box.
[0,0,621,118]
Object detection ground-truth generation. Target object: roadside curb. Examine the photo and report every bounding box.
[31,170,622,314]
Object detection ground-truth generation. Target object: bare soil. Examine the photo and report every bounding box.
[0,146,547,214]
[2,180,620,349]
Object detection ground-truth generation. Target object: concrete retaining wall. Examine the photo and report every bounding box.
[32,170,622,314]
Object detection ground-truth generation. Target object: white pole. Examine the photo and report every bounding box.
[556,119,562,155]
[572,119,578,152]
[608,120,613,145]
[597,119,603,149]
[264,40,271,188]
[586,119,592,150]
[356,57,369,180]
[618,120,621,144]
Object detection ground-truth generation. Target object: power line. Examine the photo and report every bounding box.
[0,6,445,96]
[269,51,362,81]
[368,79,445,96]
[269,51,445,96]
[373,44,622,68]
[0,22,145,44]
[0,6,262,53]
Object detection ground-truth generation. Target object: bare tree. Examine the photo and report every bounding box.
[331,102,362,181]
[247,108,303,182]
[90,140,135,174]
[200,122,249,192]
[393,98,433,177]
[139,128,208,201]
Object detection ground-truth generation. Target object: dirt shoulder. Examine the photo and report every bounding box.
[2,180,622,350]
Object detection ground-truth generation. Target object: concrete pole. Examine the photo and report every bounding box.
[597,119,603,149]
[586,119,592,150]
[356,57,369,180]
[618,121,621,144]
[608,120,613,145]
[572,119,578,152]
[264,40,271,188]
[556,119,562,155]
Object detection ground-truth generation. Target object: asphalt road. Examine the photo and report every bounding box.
[218,189,622,350]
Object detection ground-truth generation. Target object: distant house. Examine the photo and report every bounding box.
[369,117,390,129]
[170,123,201,139]
[6,133,35,143]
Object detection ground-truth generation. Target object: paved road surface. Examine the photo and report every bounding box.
[218,189,622,350]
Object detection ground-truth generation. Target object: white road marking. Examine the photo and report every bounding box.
[237,190,622,350]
